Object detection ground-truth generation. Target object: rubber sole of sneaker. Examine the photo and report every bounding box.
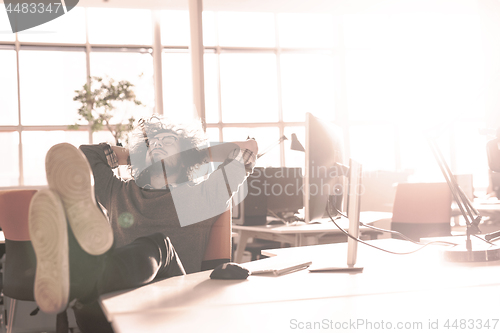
[29,190,69,314]
[45,143,113,256]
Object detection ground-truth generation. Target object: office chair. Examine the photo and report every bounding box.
[391,183,452,242]
[0,189,76,333]
[360,170,411,212]
[201,208,233,270]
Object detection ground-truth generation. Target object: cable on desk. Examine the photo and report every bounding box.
[471,233,498,246]
[486,235,500,242]
[332,207,458,247]
[326,204,459,255]
[332,207,498,248]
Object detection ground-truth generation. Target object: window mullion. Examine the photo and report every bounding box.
[274,13,285,167]
[15,32,24,186]
[152,10,164,116]
[85,7,92,144]
[188,0,206,130]
[214,11,223,142]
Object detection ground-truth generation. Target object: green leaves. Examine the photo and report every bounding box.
[70,76,143,145]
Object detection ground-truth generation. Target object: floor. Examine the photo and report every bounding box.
[0,296,81,333]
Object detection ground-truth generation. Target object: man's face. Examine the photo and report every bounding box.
[146,132,181,169]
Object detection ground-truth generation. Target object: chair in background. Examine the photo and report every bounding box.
[391,183,452,241]
[360,170,412,213]
[0,190,76,333]
[201,208,233,270]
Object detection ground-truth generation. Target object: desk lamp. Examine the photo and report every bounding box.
[253,133,303,159]
[290,133,305,152]
[428,138,500,262]
[256,135,288,159]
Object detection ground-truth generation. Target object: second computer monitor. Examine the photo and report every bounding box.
[246,167,303,216]
[304,112,347,223]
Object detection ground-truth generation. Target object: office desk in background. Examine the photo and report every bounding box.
[452,199,500,228]
[232,211,391,263]
[100,238,500,333]
[474,199,500,216]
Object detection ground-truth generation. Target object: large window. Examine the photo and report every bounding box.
[190,12,338,169]
[19,50,86,126]
[0,7,156,186]
[0,3,493,192]
[343,2,488,187]
[158,10,338,168]
[0,49,18,126]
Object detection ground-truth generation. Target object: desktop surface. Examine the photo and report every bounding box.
[232,211,391,263]
[235,211,392,232]
[101,238,500,333]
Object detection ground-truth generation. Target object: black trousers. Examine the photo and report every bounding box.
[72,233,185,333]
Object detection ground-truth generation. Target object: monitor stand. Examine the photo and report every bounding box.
[309,159,364,273]
[443,240,500,262]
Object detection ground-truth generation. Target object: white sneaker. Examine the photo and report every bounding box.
[45,143,113,255]
[29,190,69,314]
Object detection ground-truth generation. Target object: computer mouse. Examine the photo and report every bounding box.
[210,263,250,280]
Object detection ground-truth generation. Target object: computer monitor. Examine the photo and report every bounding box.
[240,167,303,225]
[263,167,303,215]
[308,158,364,271]
[303,113,363,270]
[304,112,347,223]
[346,159,362,267]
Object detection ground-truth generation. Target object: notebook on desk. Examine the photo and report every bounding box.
[239,257,312,276]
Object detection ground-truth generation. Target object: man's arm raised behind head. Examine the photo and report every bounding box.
[172,140,258,227]
[111,146,130,165]
[111,140,258,166]
[207,139,258,163]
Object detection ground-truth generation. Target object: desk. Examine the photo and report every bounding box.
[232,211,391,263]
[474,201,500,221]
[452,199,500,221]
[100,238,500,333]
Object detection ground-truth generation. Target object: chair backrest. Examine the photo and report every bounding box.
[201,208,231,270]
[0,190,36,241]
[360,170,411,212]
[0,189,75,333]
[0,190,38,301]
[391,183,452,241]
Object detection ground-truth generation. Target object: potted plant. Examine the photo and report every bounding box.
[70,76,143,146]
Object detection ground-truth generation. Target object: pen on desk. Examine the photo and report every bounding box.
[273,261,312,276]
[485,230,500,241]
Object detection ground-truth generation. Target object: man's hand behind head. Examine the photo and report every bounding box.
[235,139,258,157]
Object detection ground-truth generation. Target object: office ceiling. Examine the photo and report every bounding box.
[0,0,473,14]
[73,0,375,13]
